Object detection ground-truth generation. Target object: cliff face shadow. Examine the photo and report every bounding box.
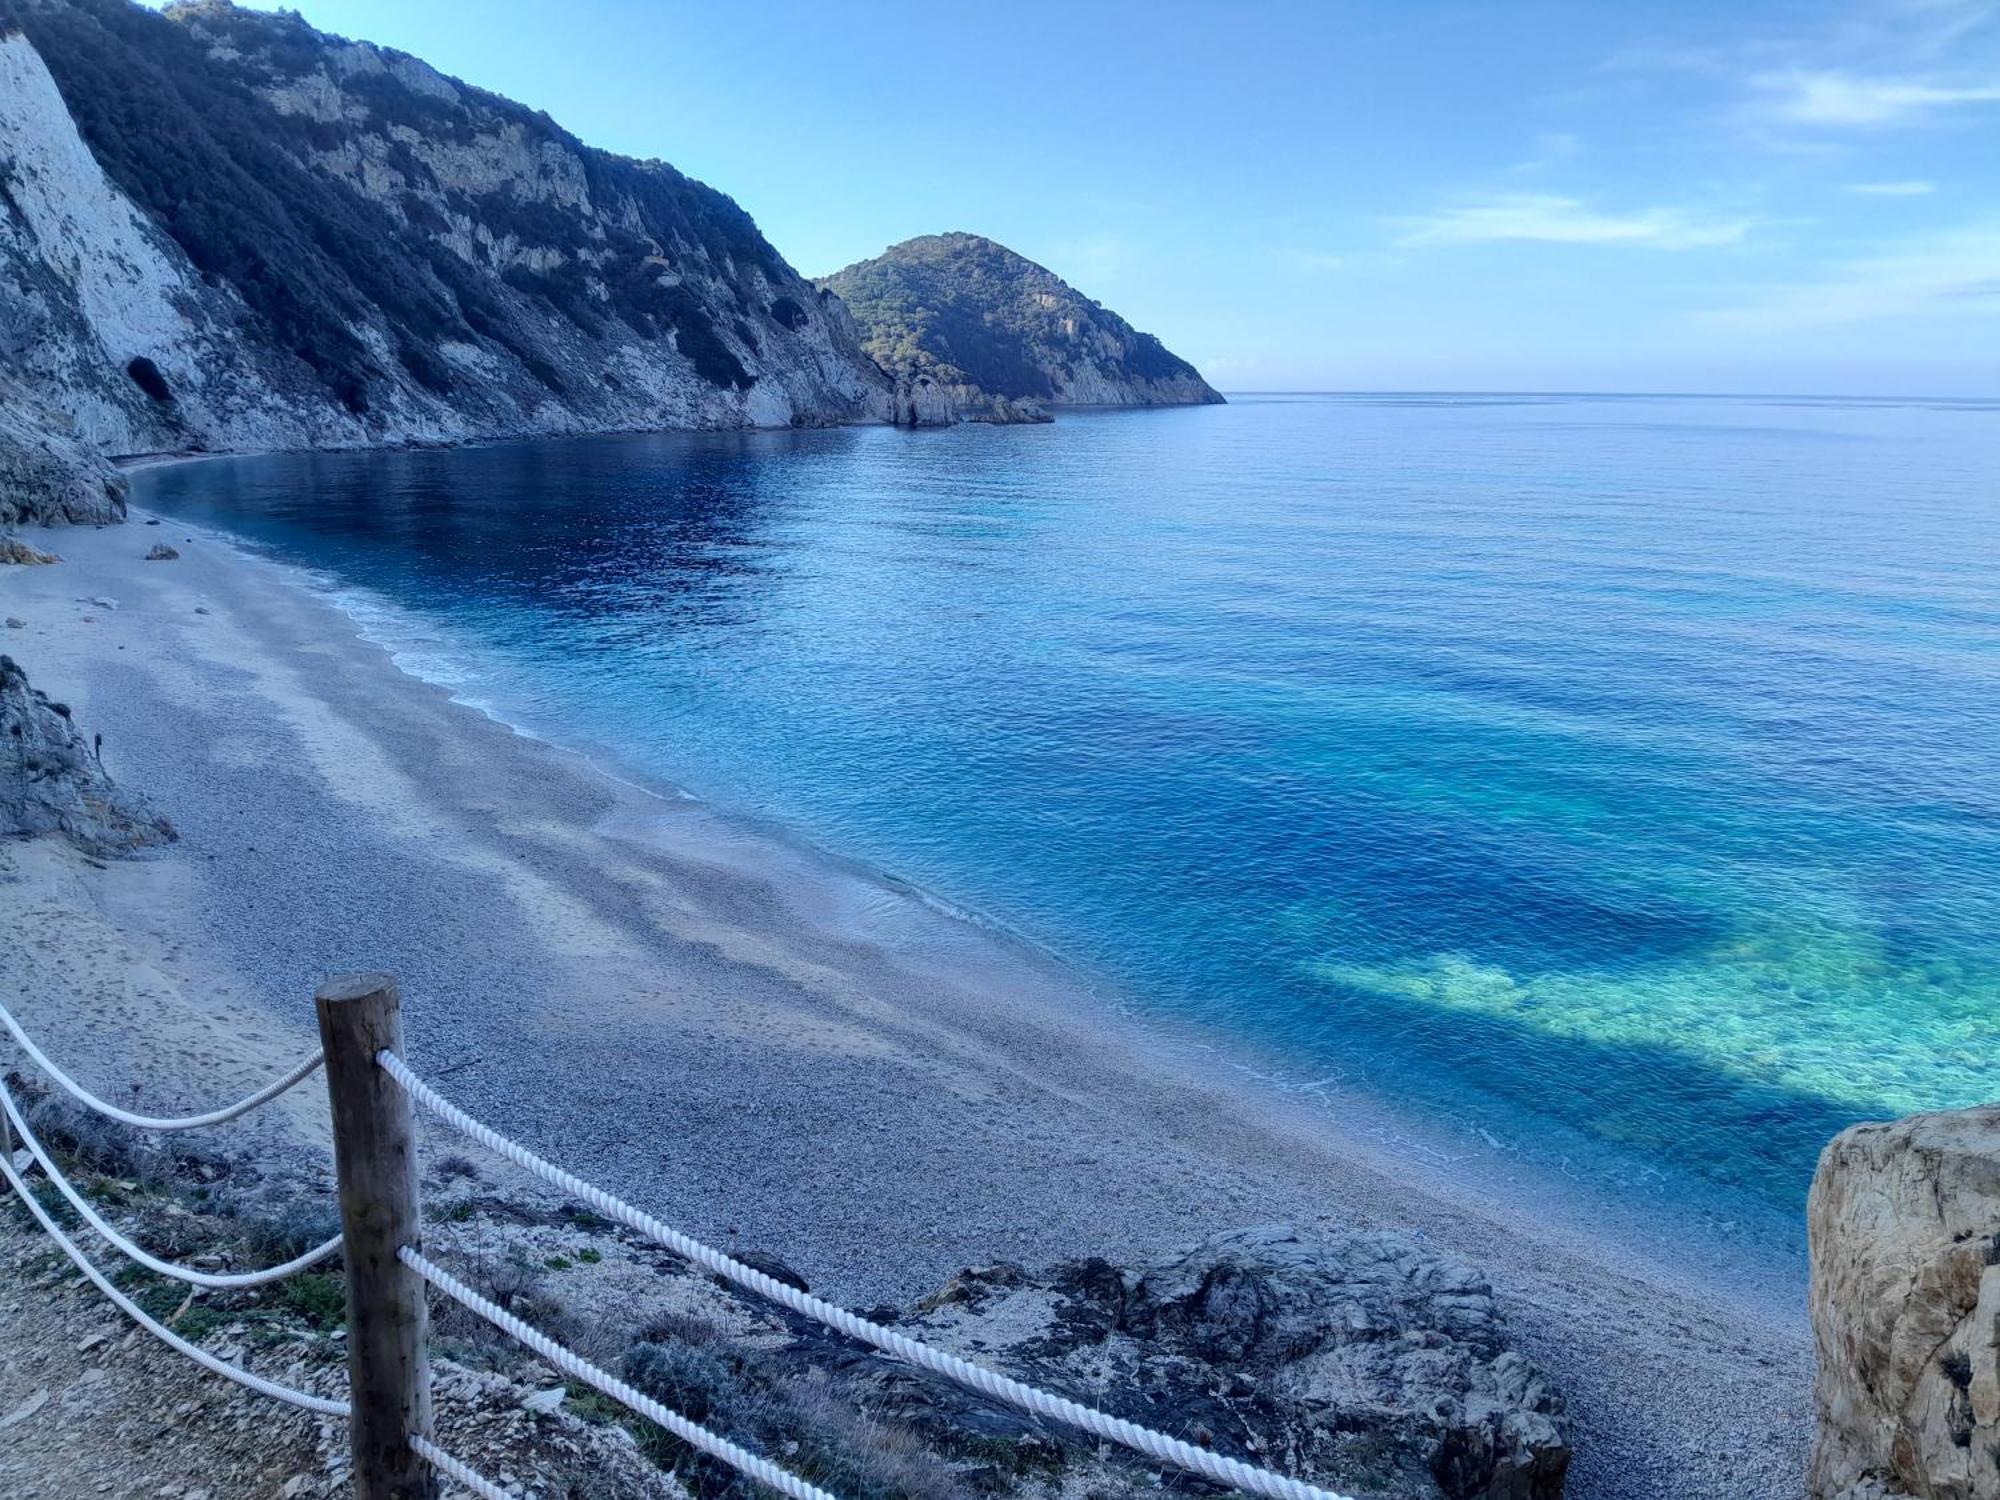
[136,428,871,631]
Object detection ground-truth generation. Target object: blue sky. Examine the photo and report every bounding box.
[187,1,1996,394]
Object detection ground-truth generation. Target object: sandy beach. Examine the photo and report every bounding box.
[0,504,1816,1499]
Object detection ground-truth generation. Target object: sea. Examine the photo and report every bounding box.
[133,392,2000,1206]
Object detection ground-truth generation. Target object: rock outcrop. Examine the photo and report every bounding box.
[820,232,1224,423]
[0,398,127,528]
[767,1224,1569,1499]
[1809,1106,2000,1500]
[0,653,173,855]
[0,0,914,527]
[0,535,58,564]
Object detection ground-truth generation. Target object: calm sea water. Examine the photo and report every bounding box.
[136,394,2000,1203]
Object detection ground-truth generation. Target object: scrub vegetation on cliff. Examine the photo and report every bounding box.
[0,0,876,435]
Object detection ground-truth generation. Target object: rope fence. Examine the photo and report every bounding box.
[0,1127,348,1417]
[1,998,323,1130]
[378,1048,1354,1500]
[0,1080,343,1288]
[408,1248,842,1500]
[1,975,1357,1500]
[410,1435,509,1500]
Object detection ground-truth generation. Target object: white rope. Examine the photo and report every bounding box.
[381,1051,1353,1500]
[0,1078,342,1289]
[405,1248,839,1500]
[413,1435,511,1500]
[0,1144,349,1416]
[0,997,322,1131]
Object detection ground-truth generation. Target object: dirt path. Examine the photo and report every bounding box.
[0,1211,341,1499]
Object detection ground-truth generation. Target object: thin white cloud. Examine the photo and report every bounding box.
[1611,3,2000,144]
[1397,194,1751,251]
[1844,178,1938,194]
[1508,132,1585,175]
[1753,68,2000,125]
[1698,220,2000,330]
[1853,0,2000,63]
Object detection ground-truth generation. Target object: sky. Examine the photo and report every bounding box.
[167,0,1998,394]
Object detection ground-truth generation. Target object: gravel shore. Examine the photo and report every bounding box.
[0,509,1815,1498]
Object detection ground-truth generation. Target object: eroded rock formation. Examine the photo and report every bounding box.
[0,653,173,855]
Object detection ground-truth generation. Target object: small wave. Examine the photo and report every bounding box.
[324,585,488,692]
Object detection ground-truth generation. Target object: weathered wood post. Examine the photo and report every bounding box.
[316,973,437,1500]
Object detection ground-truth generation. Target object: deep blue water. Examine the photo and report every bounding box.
[136,394,2000,1203]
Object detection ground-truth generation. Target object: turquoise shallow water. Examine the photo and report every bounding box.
[136,393,2000,1203]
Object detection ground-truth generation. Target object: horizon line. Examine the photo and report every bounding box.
[1213,388,2000,403]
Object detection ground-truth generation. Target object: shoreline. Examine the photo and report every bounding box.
[0,506,1815,1498]
[147,472,1813,1276]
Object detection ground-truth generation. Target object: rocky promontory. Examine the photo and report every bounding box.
[820,232,1225,424]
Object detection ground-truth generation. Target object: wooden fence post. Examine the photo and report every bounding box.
[316,973,436,1500]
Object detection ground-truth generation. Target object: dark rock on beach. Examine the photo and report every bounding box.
[771,1223,1571,1499]
[0,653,174,855]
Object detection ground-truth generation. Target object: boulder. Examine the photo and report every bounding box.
[1809,1106,2000,1499]
[0,535,58,564]
[144,543,180,560]
[777,1224,1569,1499]
[0,654,173,856]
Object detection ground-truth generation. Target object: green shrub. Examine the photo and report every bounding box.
[277,1272,348,1331]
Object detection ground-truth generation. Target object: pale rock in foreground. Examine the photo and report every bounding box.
[1809,1105,2000,1499]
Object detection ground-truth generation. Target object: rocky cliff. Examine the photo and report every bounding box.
[819,232,1224,423]
[0,0,903,523]
[1809,1105,2000,1499]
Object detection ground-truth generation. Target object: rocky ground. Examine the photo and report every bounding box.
[2,1069,1567,1499]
